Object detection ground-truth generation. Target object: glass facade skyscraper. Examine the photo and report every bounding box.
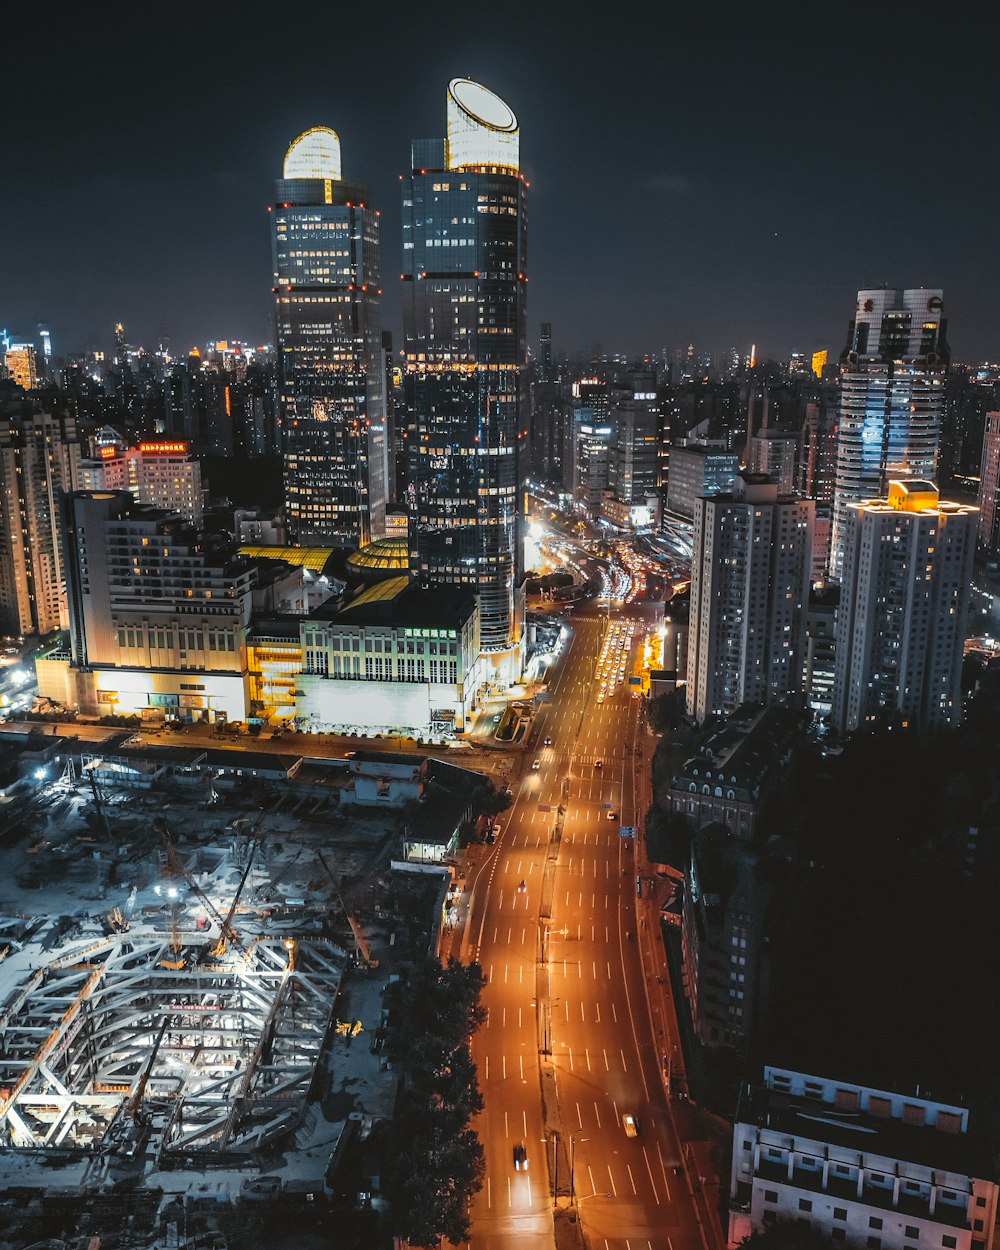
[402,80,527,656]
[829,288,948,581]
[271,127,388,548]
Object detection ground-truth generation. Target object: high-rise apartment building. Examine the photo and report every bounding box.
[747,428,798,496]
[830,289,948,581]
[403,79,527,663]
[831,479,975,736]
[665,440,740,521]
[271,126,388,547]
[976,412,1000,553]
[687,473,814,723]
[0,402,83,636]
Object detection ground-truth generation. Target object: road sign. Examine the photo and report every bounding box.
[620,826,637,838]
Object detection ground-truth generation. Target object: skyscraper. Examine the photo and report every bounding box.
[0,399,83,636]
[403,79,527,664]
[976,412,1000,553]
[687,473,814,724]
[271,126,388,547]
[829,288,948,581]
[831,479,975,736]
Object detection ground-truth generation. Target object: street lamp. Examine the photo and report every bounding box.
[570,1135,585,1200]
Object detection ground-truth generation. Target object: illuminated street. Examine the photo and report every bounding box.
[461,584,706,1250]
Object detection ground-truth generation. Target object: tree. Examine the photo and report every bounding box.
[740,1220,837,1250]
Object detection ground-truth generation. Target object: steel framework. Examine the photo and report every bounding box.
[0,933,344,1158]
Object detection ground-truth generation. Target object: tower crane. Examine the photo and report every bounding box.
[316,849,378,969]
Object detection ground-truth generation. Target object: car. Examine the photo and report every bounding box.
[623,1113,639,1137]
[513,1142,528,1170]
[517,879,527,893]
[594,758,603,768]
[531,759,541,770]
[544,736,552,746]
[607,810,618,821]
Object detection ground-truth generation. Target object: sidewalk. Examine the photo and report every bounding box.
[634,734,727,1250]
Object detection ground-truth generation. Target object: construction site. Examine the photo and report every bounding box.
[0,727,480,1250]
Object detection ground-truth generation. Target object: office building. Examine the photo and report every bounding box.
[830,289,948,581]
[975,412,1000,553]
[3,344,38,391]
[39,491,254,722]
[606,386,660,525]
[729,1066,998,1250]
[271,126,388,547]
[687,473,814,724]
[665,439,740,520]
[831,480,975,736]
[403,78,527,667]
[78,439,205,523]
[0,402,83,636]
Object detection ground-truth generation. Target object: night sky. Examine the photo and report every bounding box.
[4,6,998,364]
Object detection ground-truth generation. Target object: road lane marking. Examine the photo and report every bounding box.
[593,1100,602,1127]
[596,1003,601,1023]
[603,1048,609,1070]
[576,1101,583,1128]
[518,1007,522,1027]
[580,1001,585,1022]
[642,1146,660,1203]
[507,1177,511,1208]
[507,927,512,943]
[485,1055,489,1078]
[565,1001,569,1022]
[585,1048,591,1071]
[520,1055,524,1081]
[627,1163,637,1195]
[568,1047,574,1071]
[607,1165,618,1196]
[505,1110,508,1136]
[587,1165,597,1197]
[656,1140,672,1200]
[504,964,509,983]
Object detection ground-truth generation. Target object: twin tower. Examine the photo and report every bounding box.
[270,79,527,658]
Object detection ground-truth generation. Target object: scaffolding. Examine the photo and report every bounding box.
[0,932,344,1159]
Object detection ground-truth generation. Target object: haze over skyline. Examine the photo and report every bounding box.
[3,6,997,363]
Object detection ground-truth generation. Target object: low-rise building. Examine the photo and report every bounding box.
[295,576,480,736]
[729,1066,998,1250]
[666,705,800,841]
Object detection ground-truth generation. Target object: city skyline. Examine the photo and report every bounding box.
[2,11,998,362]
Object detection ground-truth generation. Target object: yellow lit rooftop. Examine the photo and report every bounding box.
[239,545,335,573]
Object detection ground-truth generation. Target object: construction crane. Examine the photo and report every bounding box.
[315,850,378,969]
[210,842,258,958]
[159,829,254,960]
[126,1018,168,1121]
[159,839,187,970]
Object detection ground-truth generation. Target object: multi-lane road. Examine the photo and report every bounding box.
[459,604,707,1250]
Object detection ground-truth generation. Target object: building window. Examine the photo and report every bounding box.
[764,1191,778,1204]
[870,1219,883,1230]
[867,1239,881,1249]
[974,1221,984,1233]
[943,1238,957,1248]
[905,1228,919,1240]
[834,1209,848,1222]
[799,1200,812,1213]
